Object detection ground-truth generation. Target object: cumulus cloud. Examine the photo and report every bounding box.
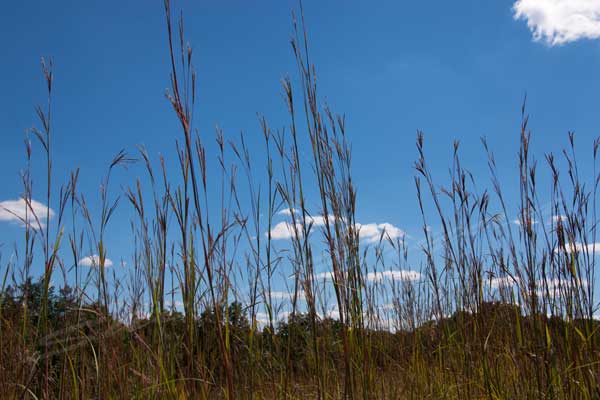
[487,274,589,294]
[306,215,326,227]
[512,217,537,226]
[269,221,303,240]
[277,207,300,216]
[545,277,588,289]
[269,210,404,244]
[314,271,335,280]
[268,215,326,240]
[0,198,54,228]
[513,0,600,45]
[318,308,340,320]
[356,222,405,243]
[552,215,567,223]
[255,312,272,326]
[366,270,421,283]
[356,223,379,240]
[489,276,521,289]
[555,242,600,254]
[269,290,305,301]
[539,278,589,298]
[79,255,114,268]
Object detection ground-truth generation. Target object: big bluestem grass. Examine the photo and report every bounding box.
[0,2,599,399]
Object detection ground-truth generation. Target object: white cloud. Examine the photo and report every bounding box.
[555,242,600,254]
[79,255,114,268]
[489,276,521,289]
[318,308,340,320]
[544,277,588,290]
[513,0,600,45]
[0,198,54,228]
[366,270,421,282]
[269,214,328,240]
[512,217,537,226]
[160,300,185,314]
[255,312,271,326]
[134,310,152,320]
[314,271,335,280]
[487,275,588,294]
[356,222,405,243]
[165,300,184,309]
[356,223,380,241]
[269,211,404,244]
[269,290,305,301]
[268,214,328,239]
[277,311,292,321]
[277,207,300,216]
[269,221,303,240]
[306,215,326,227]
[377,223,405,241]
[538,278,589,297]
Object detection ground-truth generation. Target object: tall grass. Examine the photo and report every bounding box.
[0,1,599,399]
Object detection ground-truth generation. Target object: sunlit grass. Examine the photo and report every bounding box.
[0,1,599,399]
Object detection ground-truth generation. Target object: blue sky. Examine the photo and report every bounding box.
[2,0,600,317]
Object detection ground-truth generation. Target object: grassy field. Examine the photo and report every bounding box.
[1,1,599,399]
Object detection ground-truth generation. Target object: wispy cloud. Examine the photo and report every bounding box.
[513,0,600,45]
[0,198,54,228]
[366,270,421,282]
[79,255,114,268]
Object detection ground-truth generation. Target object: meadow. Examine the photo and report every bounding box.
[1,1,599,399]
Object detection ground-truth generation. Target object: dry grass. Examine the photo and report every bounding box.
[0,1,599,399]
